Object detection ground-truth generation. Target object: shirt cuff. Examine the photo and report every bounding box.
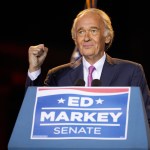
[28,69,41,81]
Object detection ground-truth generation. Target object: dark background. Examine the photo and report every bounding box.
[0,1,150,149]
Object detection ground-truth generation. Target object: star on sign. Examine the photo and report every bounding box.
[57,98,65,104]
[96,98,104,104]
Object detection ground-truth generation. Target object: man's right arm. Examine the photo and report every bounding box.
[25,44,48,91]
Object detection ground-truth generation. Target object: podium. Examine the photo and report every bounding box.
[8,86,150,150]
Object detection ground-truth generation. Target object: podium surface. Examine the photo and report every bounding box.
[8,87,150,150]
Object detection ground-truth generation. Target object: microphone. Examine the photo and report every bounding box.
[74,79,85,86]
[91,79,101,86]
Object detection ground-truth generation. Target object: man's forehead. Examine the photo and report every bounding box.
[76,13,103,28]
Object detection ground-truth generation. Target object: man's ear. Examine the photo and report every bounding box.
[105,35,111,44]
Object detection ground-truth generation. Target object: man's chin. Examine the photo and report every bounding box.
[83,54,94,58]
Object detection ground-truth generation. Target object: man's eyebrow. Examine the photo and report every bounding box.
[90,26,100,29]
[77,26,99,31]
[77,27,84,31]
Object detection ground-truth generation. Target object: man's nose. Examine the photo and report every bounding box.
[84,31,91,41]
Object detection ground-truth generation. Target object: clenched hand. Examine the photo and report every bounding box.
[28,44,48,72]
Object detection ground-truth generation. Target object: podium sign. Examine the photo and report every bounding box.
[32,87,129,140]
[8,87,150,150]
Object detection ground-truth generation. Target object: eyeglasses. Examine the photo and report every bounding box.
[76,27,100,37]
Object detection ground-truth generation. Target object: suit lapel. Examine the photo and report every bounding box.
[100,54,116,86]
[70,61,84,85]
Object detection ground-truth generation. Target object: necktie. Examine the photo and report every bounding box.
[88,66,95,86]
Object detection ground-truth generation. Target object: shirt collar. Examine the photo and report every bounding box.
[83,52,106,71]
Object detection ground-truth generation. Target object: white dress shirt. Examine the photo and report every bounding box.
[82,53,106,86]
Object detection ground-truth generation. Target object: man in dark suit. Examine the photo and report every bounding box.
[26,8,150,125]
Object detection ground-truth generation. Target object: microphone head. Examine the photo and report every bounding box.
[91,79,101,86]
[74,79,85,86]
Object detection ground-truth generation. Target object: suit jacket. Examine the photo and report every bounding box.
[25,54,150,122]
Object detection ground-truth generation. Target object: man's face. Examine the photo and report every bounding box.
[74,12,108,62]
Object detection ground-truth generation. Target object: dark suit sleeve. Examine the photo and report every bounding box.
[25,73,44,92]
[25,63,73,90]
[132,64,150,124]
[43,63,73,86]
